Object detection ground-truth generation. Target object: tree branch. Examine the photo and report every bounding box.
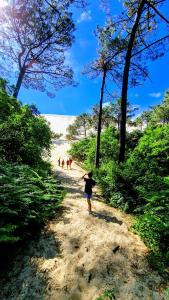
[131,34,169,57]
[131,62,152,81]
[146,0,169,24]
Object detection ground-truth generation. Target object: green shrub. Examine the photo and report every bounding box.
[69,127,119,168]
[0,163,64,243]
[96,290,115,300]
[69,138,91,161]
[126,125,169,178]
[0,81,52,166]
[69,123,169,269]
[0,79,64,247]
[133,181,169,268]
[126,129,143,154]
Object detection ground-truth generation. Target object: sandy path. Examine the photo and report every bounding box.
[0,140,166,300]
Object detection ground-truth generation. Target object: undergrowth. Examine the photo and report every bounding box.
[0,163,65,243]
[69,125,169,272]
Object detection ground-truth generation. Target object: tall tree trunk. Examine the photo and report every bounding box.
[13,69,25,98]
[95,69,106,168]
[118,0,146,164]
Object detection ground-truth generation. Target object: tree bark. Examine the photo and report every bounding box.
[13,68,25,98]
[95,69,106,168]
[118,0,146,163]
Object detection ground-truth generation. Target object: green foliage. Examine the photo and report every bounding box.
[69,138,91,161]
[67,99,139,141]
[0,78,64,246]
[126,125,169,178]
[126,129,143,153]
[133,183,169,270]
[66,113,92,139]
[123,125,169,269]
[0,83,52,165]
[66,124,79,140]
[0,0,75,96]
[150,90,169,125]
[70,121,169,270]
[96,290,115,300]
[114,125,169,212]
[69,127,118,166]
[136,90,169,129]
[0,163,64,243]
[52,132,63,139]
[95,161,122,203]
[165,288,169,298]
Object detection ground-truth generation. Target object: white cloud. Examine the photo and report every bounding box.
[149,92,162,98]
[103,101,110,108]
[77,10,92,23]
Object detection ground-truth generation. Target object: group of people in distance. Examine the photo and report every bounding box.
[58,157,73,169]
[58,157,96,214]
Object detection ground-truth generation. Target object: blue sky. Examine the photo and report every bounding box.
[18,0,169,116]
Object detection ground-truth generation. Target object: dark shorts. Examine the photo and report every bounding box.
[85,193,92,200]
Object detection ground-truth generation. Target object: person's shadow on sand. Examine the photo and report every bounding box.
[91,211,123,225]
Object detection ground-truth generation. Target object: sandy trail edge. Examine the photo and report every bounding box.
[0,140,167,300]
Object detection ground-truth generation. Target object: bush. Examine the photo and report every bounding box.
[0,81,52,166]
[126,129,143,154]
[69,127,119,167]
[123,125,169,268]
[133,184,169,270]
[69,138,91,161]
[0,163,64,243]
[126,125,169,178]
[118,125,169,209]
[0,78,64,246]
[52,132,63,139]
[86,127,118,167]
[96,290,115,300]
[69,123,169,269]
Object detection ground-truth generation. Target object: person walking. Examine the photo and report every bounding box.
[66,159,70,169]
[58,157,61,166]
[82,172,96,214]
[69,158,73,169]
[61,159,65,168]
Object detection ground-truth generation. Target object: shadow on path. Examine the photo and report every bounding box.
[52,139,67,145]
[91,211,123,225]
[0,206,71,300]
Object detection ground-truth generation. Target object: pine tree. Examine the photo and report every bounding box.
[0,0,79,98]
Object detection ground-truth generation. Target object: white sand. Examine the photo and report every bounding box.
[42,115,76,136]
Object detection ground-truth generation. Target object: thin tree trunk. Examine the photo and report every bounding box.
[84,125,87,137]
[118,0,146,164]
[13,69,25,98]
[95,69,106,168]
